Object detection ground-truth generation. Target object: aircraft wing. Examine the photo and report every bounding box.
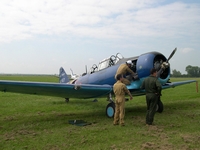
[0,80,112,99]
[0,80,197,99]
[127,79,197,96]
[162,80,197,89]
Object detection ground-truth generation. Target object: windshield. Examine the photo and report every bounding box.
[98,59,109,71]
[97,53,123,71]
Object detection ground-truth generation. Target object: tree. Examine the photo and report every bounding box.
[171,69,182,77]
[185,65,200,77]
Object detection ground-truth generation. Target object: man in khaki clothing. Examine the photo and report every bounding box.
[113,74,133,126]
[115,60,135,85]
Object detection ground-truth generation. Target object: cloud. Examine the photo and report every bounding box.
[180,48,194,54]
[88,58,94,61]
[0,0,199,43]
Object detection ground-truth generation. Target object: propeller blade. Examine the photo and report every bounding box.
[157,48,177,78]
[167,47,177,62]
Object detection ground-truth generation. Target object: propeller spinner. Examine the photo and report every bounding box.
[156,48,177,78]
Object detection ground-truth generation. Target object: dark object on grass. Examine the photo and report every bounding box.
[92,99,98,102]
[68,120,91,126]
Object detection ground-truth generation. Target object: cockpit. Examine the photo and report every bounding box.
[90,53,123,74]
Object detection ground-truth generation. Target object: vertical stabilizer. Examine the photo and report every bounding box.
[59,67,69,83]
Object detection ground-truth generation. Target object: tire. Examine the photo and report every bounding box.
[157,99,164,113]
[106,102,115,118]
[65,98,69,103]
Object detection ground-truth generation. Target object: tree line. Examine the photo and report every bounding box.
[171,65,200,77]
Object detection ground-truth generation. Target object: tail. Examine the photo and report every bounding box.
[59,67,69,83]
[70,68,79,79]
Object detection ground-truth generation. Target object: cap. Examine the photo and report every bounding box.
[126,60,133,66]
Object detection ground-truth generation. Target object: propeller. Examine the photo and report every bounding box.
[156,48,177,78]
[167,47,177,63]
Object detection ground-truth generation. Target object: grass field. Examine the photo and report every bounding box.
[0,76,200,150]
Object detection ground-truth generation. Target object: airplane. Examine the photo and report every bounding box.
[0,48,197,118]
[70,68,79,80]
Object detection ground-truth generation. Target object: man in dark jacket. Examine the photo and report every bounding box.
[141,68,162,125]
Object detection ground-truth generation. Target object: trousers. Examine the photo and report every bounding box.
[113,100,125,125]
[146,93,158,125]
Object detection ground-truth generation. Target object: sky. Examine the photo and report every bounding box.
[0,0,199,75]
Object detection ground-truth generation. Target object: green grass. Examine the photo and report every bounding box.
[0,76,200,150]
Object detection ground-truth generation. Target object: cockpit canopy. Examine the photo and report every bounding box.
[98,53,123,71]
[90,53,123,74]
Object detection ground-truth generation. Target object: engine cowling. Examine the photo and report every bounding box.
[136,52,170,84]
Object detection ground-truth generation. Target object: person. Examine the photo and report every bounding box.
[115,60,135,85]
[113,74,133,126]
[141,68,162,125]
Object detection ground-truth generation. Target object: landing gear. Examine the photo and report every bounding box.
[106,102,115,118]
[106,93,115,118]
[65,98,69,103]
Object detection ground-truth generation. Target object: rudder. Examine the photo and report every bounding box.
[59,67,69,83]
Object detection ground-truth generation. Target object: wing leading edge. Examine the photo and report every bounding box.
[0,80,112,99]
[162,80,197,89]
[127,79,197,96]
[0,80,197,99]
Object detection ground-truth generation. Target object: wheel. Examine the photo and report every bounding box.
[157,99,163,113]
[106,102,115,118]
[65,98,69,103]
